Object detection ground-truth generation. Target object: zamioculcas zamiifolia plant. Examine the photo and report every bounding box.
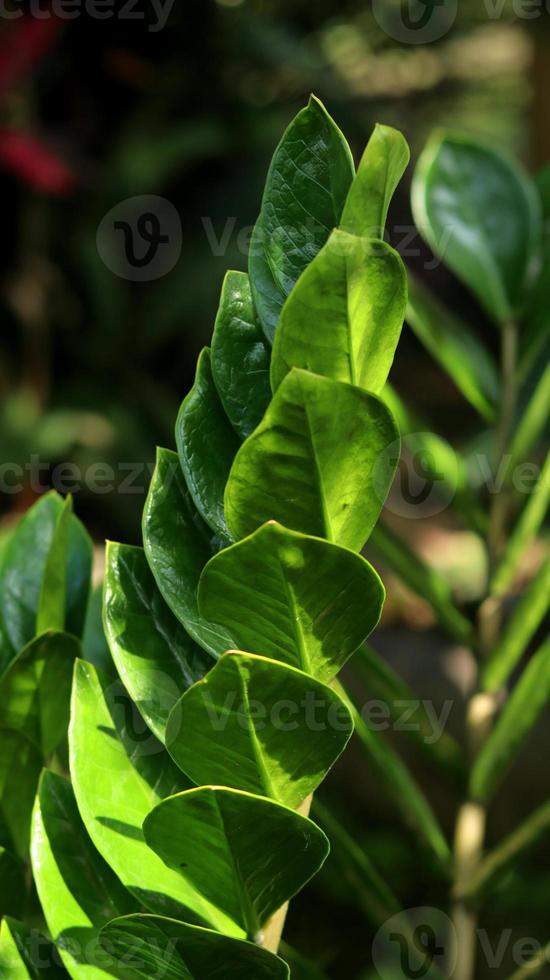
[0,96,549,980]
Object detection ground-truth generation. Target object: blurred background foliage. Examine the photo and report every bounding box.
[0,1,549,976]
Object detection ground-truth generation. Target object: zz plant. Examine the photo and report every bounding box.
[0,96,548,980]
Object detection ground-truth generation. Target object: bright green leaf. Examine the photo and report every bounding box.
[225,369,399,551]
[36,496,72,636]
[104,542,212,741]
[211,271,271,439]
[270,232,406,394]
[142,447,232,656]
[198,521,384,683]
[100,915,290,980]
[31,771,136,979]
[340,123,409,239]
[0,917,66,979]
[0,632,79,755]
[69,659,240,935]
[175,348,240,541]
[143,786,329,937]
[249,95,354,343]
[166,651,353,809]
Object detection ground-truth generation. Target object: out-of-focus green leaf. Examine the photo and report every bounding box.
[412,131,541,324]
[0,632,79,756]
[472,636,550,802]
[142,447,232,656]
[270,232,406,395]
[31,771,136,979]
[211,271,271,440]
[510,361,550,466]
[0,849,26,919]
[198,521,384,684]
[279,943,330,980]
[406,275,500,421]
[249,95,354,343]
[340,123,409,239]
[175,348,240,542]
[100,915,290,980]
[166,651,353,810]
[483,552,550,691]
[0,494,92,673]
[0,729,42,859]
[0,917,66,979]
[491,451,550,596]
[69,660,238,934]
[143,786,328,936]
[104,542,211,741]
[369,523,473,645]
[225,369,399,551]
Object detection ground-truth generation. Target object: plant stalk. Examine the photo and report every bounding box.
[451,321,518,980]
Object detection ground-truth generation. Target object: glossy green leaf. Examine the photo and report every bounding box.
[198,521,384,683]
[270,231,406,394]
[31,771,136,979]
[69,659,239,935]
[100,915,290,980]
[472,636,550,802]
[166,651,353,809]
[249,95,354,343]
[36,496,72,636]
[81,585,115,678]
[104,542,212,741]
[0,849,26,919]
[142,447,232,656]
[143,786,329,937]
[340,123,409,238]
[211,271,271,439]
[412,131,541,324]
[406,274,499,421]
[225,369,399,551]
[0,493,92,674]
[0,729,42,859]
[175,348,240,541]
[0,917,66,979]
[483,552,550,692]
[0,632,79,755]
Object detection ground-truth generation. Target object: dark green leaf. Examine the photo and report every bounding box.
[104,542,212,741]
[249,95,354,343]
[412,131,541,324]
[0,632,80,755]
[198,521,384,683]
[175,348,240,541]
[211,271,271,439]
[0,729,42,859]
[31,771,136,979]
[142,447,232,656]
[36,496,72,636]
[81,585,115,677]
[0,849,26,919]
[225,369,399,551]
[166,651,353,809]
[69,660,239,934]
[100,915,290,980]
[143,786,329,937]
[270,232,406,394]
[406,274,500,421]
[340,123,409,239]
[0,917,66,979]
